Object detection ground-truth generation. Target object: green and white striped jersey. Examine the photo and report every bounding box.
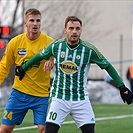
[23,38,112,101]
[39,38,110,101]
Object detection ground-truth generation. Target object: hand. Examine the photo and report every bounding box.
[119,85,133,105]
[43,59,54,71]
[15,66,25,80]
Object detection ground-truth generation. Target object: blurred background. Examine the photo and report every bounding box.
[0,0,132,105]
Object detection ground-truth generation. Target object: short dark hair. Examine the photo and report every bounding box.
[65,16,82,28]
[25,8,41,19]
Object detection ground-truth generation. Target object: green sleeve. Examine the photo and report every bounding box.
[22,53,44,71]
[22,43,53,71]
[90,46,110,69]
[105,63,124,87]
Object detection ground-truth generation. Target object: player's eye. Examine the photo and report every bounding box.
[36,19,41,22]
[76,27,81,30]
[29,19,34,22]
[69,27,74,30]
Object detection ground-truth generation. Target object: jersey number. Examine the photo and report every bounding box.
[3,110,13,120]
[49,111,57,120]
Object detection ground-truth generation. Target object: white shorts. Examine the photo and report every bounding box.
[46,97,95,128]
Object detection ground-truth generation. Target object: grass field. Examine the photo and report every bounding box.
[0,103,133,133]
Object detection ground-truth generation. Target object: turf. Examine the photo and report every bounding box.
[0,103,133,133]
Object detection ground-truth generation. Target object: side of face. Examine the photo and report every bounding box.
[64,21,82,45]
[24,14,41,34]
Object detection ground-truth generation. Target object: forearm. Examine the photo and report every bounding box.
[105,63,124,87]
[22,53,44,71]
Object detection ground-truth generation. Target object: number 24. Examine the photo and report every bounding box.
[3,110,13,120]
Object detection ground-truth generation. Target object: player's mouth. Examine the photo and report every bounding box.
[72,34,77,37]
[33,27,38,30]
[71,35,78,39]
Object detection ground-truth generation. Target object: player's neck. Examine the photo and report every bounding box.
[26,31,40,40]
[67,43,78,48]
[66,39,80,48]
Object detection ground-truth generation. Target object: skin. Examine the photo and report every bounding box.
[64,21,82,45]
[43,58,54,71]
[25,14,41,40]
[43,21,82,71]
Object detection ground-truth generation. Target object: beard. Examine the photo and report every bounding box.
[70,37,79,44]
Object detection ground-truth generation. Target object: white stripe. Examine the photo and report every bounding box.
[70,49,77,100]
[14,126,37,131]
[77,47,85,100]
[13,114,133,131]
[62,48,69,99]
[55,43,62,98]
[84,49,92,98]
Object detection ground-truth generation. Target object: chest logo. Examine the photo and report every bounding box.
[76,55,80,60]
[18,48,26,55]
[59,60,78,74]
[60,51,65,58]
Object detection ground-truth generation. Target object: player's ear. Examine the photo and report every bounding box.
[24,20,28,27]
[64,28,66,34]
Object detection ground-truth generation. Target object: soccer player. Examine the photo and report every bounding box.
[15,16,133,133]
[0,8,54,133]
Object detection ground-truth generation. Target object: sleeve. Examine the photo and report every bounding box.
[90,46,110,69]
[22,43,53,71]
[105,63,124,87]
[0,40,15,85]
[89,45,124,88]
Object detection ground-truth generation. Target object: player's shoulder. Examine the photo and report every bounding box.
[82,39,102,58]
[51,38,65,45]
[82,39,93,47]
[9,33,25,43]
[41,32,53,40]
[57,38,65,42]
[13,33,25,39]
[81,39,99,51]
